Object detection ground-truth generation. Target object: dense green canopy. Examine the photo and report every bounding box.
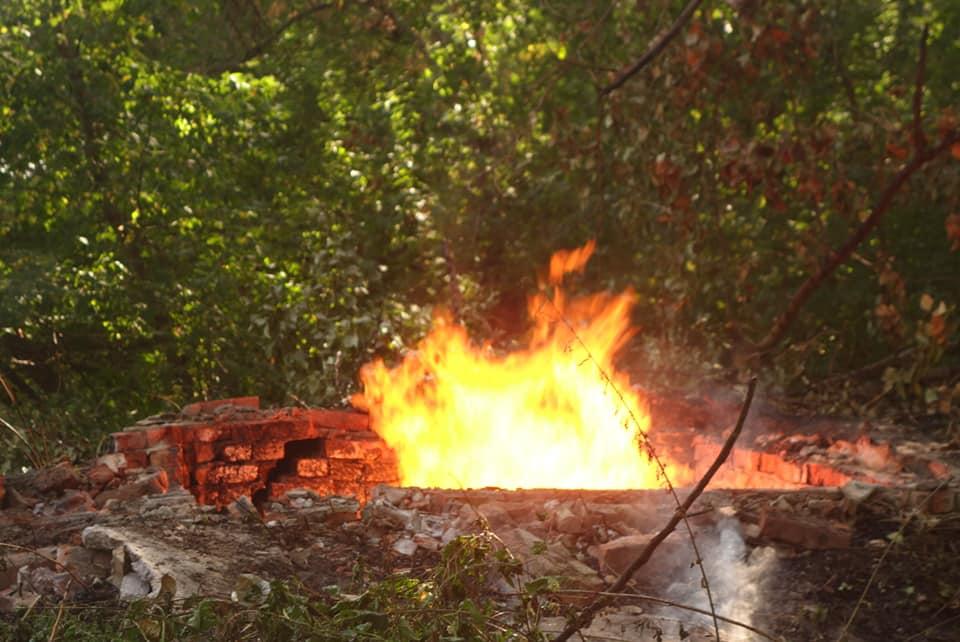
[1,0,958,466]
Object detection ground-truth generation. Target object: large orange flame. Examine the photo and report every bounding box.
[352,242,689,489]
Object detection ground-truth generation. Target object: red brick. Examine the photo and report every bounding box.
[221,443,252,462]
[122,450,148,469]
[326,437,392,461]
[759,453,806,484]
[309,409,369,432]
[264,419,315,441]
[806,462,851,487]
[193,442,215,464]
[329,459,364,481]
[112,431,146,451]
[364,461,400,483]
[193,425,225,442]
[86,463,116,486]
[182,397,260,417]
[0,475,5,506]
[205,464,260,485]
[252,441,285,461]
[143,426,169,447]
[148,446,180,470]
[296,458,330,477]
[731,448,761,472]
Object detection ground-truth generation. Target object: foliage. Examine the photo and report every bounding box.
[1,0,959,468]
[0,532,559,641]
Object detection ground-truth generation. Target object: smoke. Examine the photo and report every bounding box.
[661,517,777,640]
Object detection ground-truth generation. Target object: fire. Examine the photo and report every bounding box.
[352,241,690,489]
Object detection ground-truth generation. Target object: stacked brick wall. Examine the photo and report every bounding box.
[111,398,398,506]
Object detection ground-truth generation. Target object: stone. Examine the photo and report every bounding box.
[82,525,125,551]
[120,572,151,600]
[56,545,111,579]
[758,509,852,549]
[413,533,441,552]
[392,537,418,556]
[594,533,688,578]
[553,504,584,534]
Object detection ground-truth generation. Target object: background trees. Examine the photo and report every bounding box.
[2,0,958,467]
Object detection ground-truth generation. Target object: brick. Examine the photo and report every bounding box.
[329,459,364,481]
[148,446,180,472]
[364,461,400,483]
[123,450,149,469]
[250,440,283,461]
[296,458,330,478]
[326,437,392,461]
[806,462,851,487]
[193,442,215,464]
[731,448,761,472]
[193,425,225,442]
[759,453,806,484]
[309,409,369,432]
[221,443,252,462]
[112,431,146,451]
[758,509,851,549]
[264,419,315,441]
[182,396,260,417]
[203,464,260,485]
[142,426,169,447]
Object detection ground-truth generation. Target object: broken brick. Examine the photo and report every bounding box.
[806,462,851,487]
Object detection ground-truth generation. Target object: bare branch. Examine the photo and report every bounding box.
[753,129,960,354]
[216,2,335,71]
[600,0,704,96]
[912,24,929,152]
[552,377,757,642]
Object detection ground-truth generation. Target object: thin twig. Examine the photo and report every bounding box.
[552,377,757,642]
[549,588,781,641]
[600,0,704,96]
[540,297,724,639]
[47,594,66,642]
[836,478,951,641]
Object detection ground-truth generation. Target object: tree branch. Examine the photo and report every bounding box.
[232,2,334,68]
[912,24,928,152]
[599,0,704,96]
[552,377,757,642]
[753,129,959,354]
